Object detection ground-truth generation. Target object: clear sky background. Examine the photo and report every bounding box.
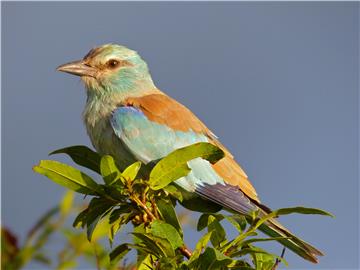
[2,2,359,269]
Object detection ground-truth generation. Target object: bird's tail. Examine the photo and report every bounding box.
[258,215,323,263]
[193,182,324,263]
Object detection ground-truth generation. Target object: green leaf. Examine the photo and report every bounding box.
[149,142,224,190]
[122,161,142,181]
[108,222,119,245]
[241,237,291,247]
[100,155,121,185]
[132,232,167,257]
[163,184,183,201]
[73,207,88,229]
[132,230,176,258]
[50,145,101,174]
[88,212,113,242]
[207,215,226,248]
[59,190,74,216]
[72,198,113,241]
[189,231,213,264]
[197,214,210,231]
[253,252,276,270]
[231,247,287,266]
[150,220,183,250]
[255,206,334,230]
[224,215,247,233]
[133,224,146,244]
[85,198,114,241]
[109,205,132,224]
[193,247,233,270]
[180,196,222,213]
[246,246,281,270]
[156,199,182,235]
[150,235,177,258]
[109,243,130,263]
[137,254,153,270]
[157,257,179,270]
[33,160,99,194]
[276,206,334,217]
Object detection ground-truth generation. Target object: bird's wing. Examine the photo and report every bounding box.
[122,93,259,203]
[111,94,259,202]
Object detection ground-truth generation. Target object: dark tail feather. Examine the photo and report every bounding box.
[194,183,324,264]
[258,216,323,263]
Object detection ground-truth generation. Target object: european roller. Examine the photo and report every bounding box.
[57,44,323,263]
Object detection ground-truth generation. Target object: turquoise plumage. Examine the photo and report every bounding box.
[111,106,223,192]
[57,43,323,263]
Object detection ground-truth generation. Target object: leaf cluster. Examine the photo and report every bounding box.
[28,143,332,270]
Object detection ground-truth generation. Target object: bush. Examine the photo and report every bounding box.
[2,143,331,270]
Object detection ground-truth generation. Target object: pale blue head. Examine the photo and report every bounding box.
[57,44,155,96]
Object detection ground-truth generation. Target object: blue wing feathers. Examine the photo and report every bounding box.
[110,106,258,212]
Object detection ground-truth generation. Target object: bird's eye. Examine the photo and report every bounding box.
[107,59,120,69]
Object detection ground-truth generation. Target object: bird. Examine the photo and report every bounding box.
[57,43,323,263]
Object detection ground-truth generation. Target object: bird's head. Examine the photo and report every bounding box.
[57,44,154,96]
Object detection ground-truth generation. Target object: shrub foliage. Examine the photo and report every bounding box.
[3,143,332,270]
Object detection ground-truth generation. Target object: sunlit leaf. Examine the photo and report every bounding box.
[122,161,142,181]
[33,160,99,194]
[137,254,153,270]
[149,143,224,190]
[163,184,183,202]
[132,232,166,257]
[90,214,112,242]
[85,198,113,241]
[150,220,183,250]
[108,221,121,246]
[100,155,121,185]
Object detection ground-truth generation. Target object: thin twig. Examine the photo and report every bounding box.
[272,247,286,270]
[131,195,157,221]
[151,198,160,219]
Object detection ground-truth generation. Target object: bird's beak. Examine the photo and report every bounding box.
[57,60,97,77]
